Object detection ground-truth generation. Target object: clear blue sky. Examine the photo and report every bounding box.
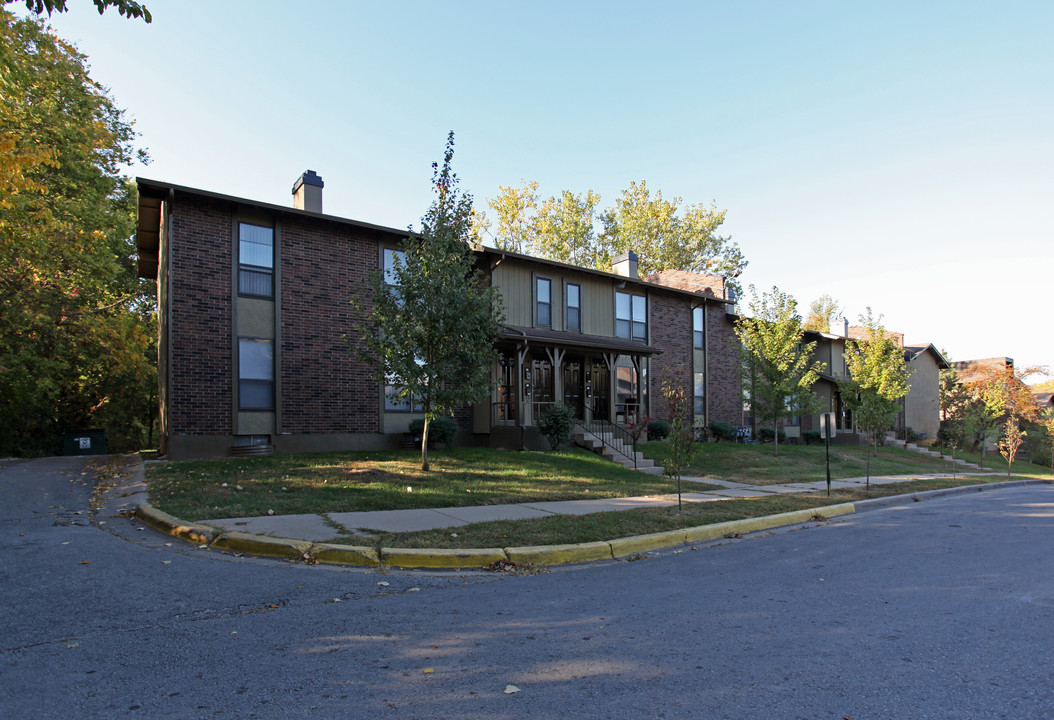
[29,0,1054,379]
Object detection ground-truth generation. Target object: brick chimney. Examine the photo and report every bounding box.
[292,170,324,213]
[611,250,638,279]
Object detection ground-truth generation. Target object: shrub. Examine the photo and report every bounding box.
[407,416,458,445]
[647,420,670,441]
[757,427,787,444]
[709,421,737,442]
[537,404,576,450]
[802,430,822,445]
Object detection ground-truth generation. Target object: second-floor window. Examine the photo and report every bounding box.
[536,277,551,327]
[566,283,581,331]
[238,223,273,298]
[693,307,704,348]
[616,291,647,340]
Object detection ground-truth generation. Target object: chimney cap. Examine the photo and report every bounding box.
[292,170,324,194]
[613,250,638,263]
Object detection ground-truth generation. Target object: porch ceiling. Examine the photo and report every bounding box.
[498,325,662,356]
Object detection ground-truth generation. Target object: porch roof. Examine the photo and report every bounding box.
[498,325,662,356]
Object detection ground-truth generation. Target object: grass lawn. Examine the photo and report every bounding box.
[369,475,1024,549]
[146,447,709,521]
[640,441,987,485]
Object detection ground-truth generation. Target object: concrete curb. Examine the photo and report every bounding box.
[134,479,1052,570]
[134,504,219,545]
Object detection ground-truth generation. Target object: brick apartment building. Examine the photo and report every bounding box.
[135,172,742,459]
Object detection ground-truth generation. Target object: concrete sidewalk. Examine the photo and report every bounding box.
[196,471,1000,543]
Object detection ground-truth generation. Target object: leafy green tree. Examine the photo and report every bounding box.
[837,309,911,485]
[599,181,745,293]
[735,286,824,457]
[357,133,503,471]
[5,0,150,21]
[485,180,539,255]
[0,11,156,455]
[479,180,746,294]
[803,294,842,333]
[534,189,601,267]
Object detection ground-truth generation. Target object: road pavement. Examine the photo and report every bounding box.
[2,456,1052,719]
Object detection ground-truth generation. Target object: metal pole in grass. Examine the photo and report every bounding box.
[822,412,835,497]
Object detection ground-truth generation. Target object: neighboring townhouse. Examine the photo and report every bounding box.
[794,323,946,443]
[901,344,951,439]
[1033,392,1053,414]
[136,173,742,459]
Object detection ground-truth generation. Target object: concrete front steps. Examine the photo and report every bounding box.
[573,425,665,475]
[884,433,986,468]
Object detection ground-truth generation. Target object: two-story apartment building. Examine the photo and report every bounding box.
[136,172,742,459]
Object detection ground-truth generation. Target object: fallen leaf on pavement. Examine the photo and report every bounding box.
[504,685,520,694]
[79,561,91,565]
[423,668,434,674]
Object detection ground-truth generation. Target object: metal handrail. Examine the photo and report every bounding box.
[577,418,638,470]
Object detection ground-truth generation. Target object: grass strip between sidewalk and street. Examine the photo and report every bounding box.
[641,441,989,485]
[353,476,1026,550]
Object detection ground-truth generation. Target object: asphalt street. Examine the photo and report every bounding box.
[2,456,1052,719]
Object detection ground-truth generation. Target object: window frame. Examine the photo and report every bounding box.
[566,282,581,332]
[238,222,274,299]
[615,290,647,341]
[238,336,275,411]
[535,276,552,328]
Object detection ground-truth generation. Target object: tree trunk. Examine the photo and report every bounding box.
[772,419,779,457]
[420,416,430,471]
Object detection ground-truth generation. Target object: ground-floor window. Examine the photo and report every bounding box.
[694,372,705,416]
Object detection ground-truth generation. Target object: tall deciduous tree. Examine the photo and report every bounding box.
[357,133,503,471]
[599,181,744,292]
[479,180,746,294]
[485,180,539,255]
[534,189,601,267]
[803,294,843,333]
[837,309,911,485]
[0,11,156,455]
[735,286,824,457]
[5,0,150,21]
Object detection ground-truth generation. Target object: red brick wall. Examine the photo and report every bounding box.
[168,196,233,435]
[279,217,387,434]
[705,304,742,425]
[648,291,693,424]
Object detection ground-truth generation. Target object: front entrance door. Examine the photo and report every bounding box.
[563,358,584,420]
[591,361,610,421]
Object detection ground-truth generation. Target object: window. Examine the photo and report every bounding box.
[383,247,403,285]
[693,307,704,349]
[536,277,551,327]
[239,337,274,410]
[238,223,273,297]
[566,283,581,331]
[384,374,421,412]
[694,372,705,415]
[616,291,647,340]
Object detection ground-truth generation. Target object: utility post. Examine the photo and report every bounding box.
[821,412,836,497]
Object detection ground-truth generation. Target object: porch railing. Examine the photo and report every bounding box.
[577,418,638,470]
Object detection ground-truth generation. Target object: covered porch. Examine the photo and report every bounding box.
[475,326,660,450]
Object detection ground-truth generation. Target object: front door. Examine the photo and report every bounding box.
[563,358,584,420]
[591,361,610,421]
